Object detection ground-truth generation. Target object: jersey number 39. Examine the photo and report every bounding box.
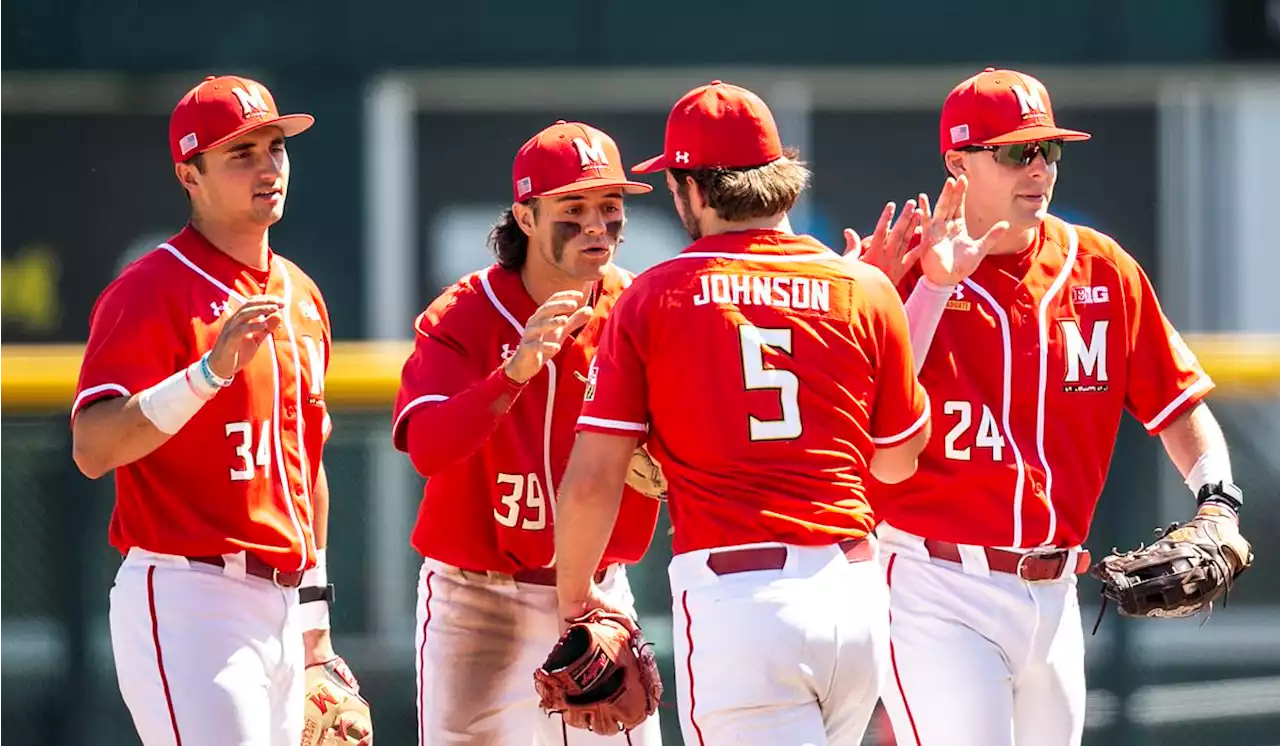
[739,324,802,441]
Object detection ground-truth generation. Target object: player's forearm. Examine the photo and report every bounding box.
[403,366,527,476]
[903,277,954,375]
[313,463,330,550]
[555,434,636,608]
[1159,403,1240,518]
[72,396,172,479]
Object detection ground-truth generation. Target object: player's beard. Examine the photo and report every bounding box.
[677,190,702,241]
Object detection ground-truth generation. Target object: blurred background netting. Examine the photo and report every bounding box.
[3,1,1279,744]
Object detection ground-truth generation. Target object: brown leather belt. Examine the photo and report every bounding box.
[188,554,304,589]
[706,538,874,576]
[922,540,1091,582]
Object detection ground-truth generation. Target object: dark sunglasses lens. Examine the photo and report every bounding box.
[996,140,1064,166]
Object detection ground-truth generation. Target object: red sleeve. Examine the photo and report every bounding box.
[72,264,185,421]
[577,284,650,439]
[391,298,527,476]
[1122,260,1214,434]
[866,269,930,446]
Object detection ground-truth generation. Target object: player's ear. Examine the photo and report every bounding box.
[175,162,201,195]
[943,150,966,179]
[512,201,537,237]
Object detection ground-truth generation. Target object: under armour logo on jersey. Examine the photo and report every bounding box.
[231,85,270,118]
[298,299,322,322]
[945,283,971,311]
[501,343,517,361]
[1012,84,1047,119]
[674,151,691,164]
[209,300,230,319]
[572,136,609,170]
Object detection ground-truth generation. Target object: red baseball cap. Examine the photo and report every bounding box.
[632,80,783,174]
[169,75,314,164]
[512,121,652,202]
[939,68,1090,154]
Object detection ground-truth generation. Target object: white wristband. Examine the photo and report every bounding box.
[298,549,331,631]
[1184,447,1233,494]
[301,548,328,588]
[138,355,223,435]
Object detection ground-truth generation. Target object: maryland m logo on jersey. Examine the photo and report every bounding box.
[1060,319,1109,392]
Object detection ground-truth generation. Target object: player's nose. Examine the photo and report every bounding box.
[580,208,607,235]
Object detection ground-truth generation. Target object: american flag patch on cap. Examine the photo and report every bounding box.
[949,124,970,144]
[517,177,533,198]
[179,132,199,156]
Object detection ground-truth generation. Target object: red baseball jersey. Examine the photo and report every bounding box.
[72,225,332,572]
[392,264,660,574]
[578,230,930,555]
[873,215,1212,549]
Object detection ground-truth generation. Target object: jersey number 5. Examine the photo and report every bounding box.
[738,324,802,441]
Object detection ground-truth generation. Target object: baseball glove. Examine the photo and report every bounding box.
[301,657,372,746]
[1089,509,1253,625]
[626,446,667,501]
[533,609,662,734]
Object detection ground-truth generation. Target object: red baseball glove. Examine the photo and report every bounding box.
[533,609,662,734]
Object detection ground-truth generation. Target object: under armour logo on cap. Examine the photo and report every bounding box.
[674,151,690,164]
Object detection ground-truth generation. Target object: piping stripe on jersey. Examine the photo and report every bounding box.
[884,554,923,746]
[871,393,932,446]
[147,566,184,746]
[577,415,648,433]
[393,394,451,437]
[416,569,436,746]
[71,383,132,418]
[276,263,313,563]
[160,242,307,570]
[961,278,1028,547]
[650,249,838,274]
[680,590,708,746]
[1034,225,1079,547]
[479,267,559,542]
[1144,375,1213,432]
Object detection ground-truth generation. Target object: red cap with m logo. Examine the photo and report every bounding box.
[168,75,314,164]
[939,68,1090,154]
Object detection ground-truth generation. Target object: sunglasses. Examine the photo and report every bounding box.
[963,139,1064,167]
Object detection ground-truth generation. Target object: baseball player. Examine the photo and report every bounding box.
[860,68,1245,746]
[549,81,933,746]
[70,76,368,746]
[391,120,664,745]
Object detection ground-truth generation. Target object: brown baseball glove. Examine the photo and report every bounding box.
[626,445,667,501]
[301,657,372,746]
[533,609,662,734]
[1089,508,1252,625]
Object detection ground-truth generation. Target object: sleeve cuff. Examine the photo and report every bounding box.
[577,415,649,437]
[871,392,932,446]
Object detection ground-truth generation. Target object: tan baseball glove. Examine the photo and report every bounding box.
[301,657,372,746]
[626,445,667,501]
[533,609,662,734]
[1089,507,1252,622]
